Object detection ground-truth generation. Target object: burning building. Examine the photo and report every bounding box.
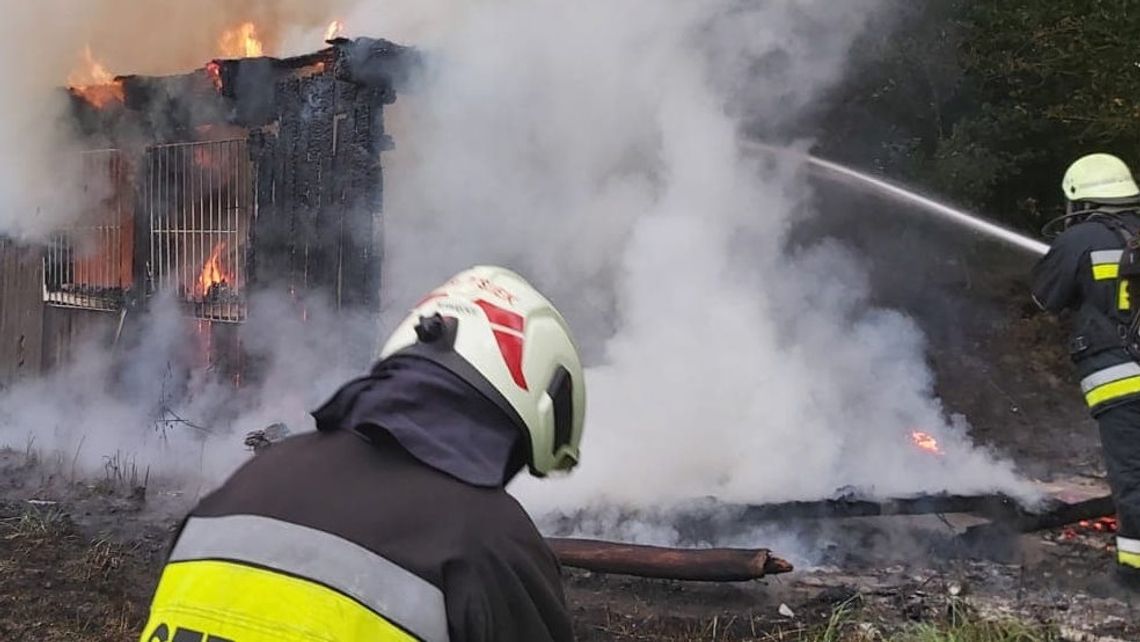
[0,34,415,387]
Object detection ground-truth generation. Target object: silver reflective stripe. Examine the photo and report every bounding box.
[1118,536,1140,555]
[1080,362,1140,394]
[171,515,450,642]
[1092,249,1124,265]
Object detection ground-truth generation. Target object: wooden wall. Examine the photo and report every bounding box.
[0,239,44,388]
[40,305,120,373]
[1,239,122,388]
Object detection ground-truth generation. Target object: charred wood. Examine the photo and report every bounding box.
[729,492,1119,533]
[718,493,1028,524]
[959,494,1117,544]
[334,37,420,99]
[1012,494,1116,531]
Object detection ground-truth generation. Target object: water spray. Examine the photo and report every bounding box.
[746,142,1050,257]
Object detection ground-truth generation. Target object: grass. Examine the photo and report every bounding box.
[795,599,1056,642]
[0,501,152,641]
[899,619,1053,642]
[2,504,70,539]
[99,449,149,499]
[2,439,151,500]
[576,595,1056,642]
[73,536,130,582]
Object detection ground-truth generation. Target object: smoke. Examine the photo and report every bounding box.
[0,289,372,489]
[334,0,1038,514]
[0,0,373,490]
[0,0,1037,530]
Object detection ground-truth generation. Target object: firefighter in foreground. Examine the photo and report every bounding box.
[139,266,586,641]
[1032,153,1140,587]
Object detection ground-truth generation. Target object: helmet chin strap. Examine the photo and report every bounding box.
[1043,199,1140,238]
[1041,200,1092,238]
[1065,200,1089,228]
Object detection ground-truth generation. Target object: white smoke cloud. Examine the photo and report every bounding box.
[337,0,1038,513]
[0,289,370,489]
[0,0,1037,530]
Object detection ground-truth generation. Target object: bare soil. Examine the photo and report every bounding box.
[1,218,1136,639]
[2,452,1138,641]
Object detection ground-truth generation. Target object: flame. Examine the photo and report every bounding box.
[1061,515,1118,542]
[205,60,223,91]
[197,242,231,298]
[909,430,943,456]
[67,46,124,108]
[1081,516,1118,533]
[325,19,345,41]
[218,22,264,58]
[193,144,218,170]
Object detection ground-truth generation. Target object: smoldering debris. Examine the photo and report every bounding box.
[244,422,292,454]
[357,0,1035,513]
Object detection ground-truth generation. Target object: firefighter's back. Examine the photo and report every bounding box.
[140,428,571,642]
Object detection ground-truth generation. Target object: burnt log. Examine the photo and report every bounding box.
[649,493,1031,542]
[731,491,1119,534]
[733,493,1027,523]
[959,493,1117,544]
[1013,494,1116,531]
[546,538,792,582]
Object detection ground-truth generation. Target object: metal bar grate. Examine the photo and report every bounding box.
[146,139,250,323]
[43,149,129,311]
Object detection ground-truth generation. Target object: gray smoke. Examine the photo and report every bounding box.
[0,289,372,489]
[337,0,1038,516]
[0,0,1038,525]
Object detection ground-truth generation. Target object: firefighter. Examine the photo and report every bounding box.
[139,266,586,642]
[1032,153,1140,587]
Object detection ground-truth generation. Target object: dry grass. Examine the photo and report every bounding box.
[0,502,151,641]
[575,595,1057,642]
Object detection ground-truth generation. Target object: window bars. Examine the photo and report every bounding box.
[43,149,130,311]
[145,139,251,323]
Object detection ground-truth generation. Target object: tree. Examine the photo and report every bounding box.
[819,0,1140,234]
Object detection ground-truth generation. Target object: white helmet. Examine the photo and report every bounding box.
[1062,153,1140,203]
[379,266,586,476]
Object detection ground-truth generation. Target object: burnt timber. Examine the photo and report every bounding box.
[713,491,1116,533]
[0,37,418,387]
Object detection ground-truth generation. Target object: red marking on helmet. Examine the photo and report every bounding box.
[468,277,518,304]
[475,299,528,389]
[474,299,524,332]
[492,329,529,390]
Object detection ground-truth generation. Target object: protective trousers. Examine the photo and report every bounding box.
[1096,401,1140,570]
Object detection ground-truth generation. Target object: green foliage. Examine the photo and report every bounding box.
[821,0,1140,233]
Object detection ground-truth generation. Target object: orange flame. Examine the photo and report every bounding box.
[219,22,264,58]
[1063,515,1118,541]
[325,19,345,41]
[67,46,124,108]
[204,60,223,91]
[197,242,231,298]
[909,430,943,456]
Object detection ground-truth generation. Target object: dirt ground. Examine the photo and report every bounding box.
[2,453,1138,641]
[2,489,1137,642]
[1,216,1136,640]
